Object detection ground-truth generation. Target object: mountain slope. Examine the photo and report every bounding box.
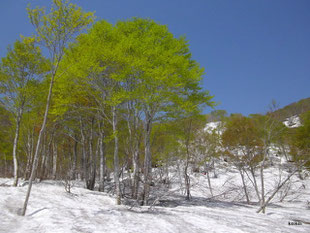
[272,97,310,121]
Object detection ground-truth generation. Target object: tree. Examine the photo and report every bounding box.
[251,102,288,213]
[208,109,227,122]
[22,0,94,216]
[115,18,213,204]
[222,115,263,204]
[180,114,207,200]
[57,18,213,205]
[0,106,12,177]
[194,122,223,196]
[290,110,310,169]
[0,37,48,186]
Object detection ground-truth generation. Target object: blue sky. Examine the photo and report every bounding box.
[1,0,309,115]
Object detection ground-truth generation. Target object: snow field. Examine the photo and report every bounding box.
[1,165,310,233]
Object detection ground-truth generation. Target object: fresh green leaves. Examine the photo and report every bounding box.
[0,37,48,113]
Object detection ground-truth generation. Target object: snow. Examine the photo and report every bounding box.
[204,121,224,134]
[1,165,310,233]
[283,115,302,128]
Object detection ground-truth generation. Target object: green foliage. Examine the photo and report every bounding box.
[151,121,181,165]
[58,18,213,115]
[222,115,263,167]
[0,37,48,112]
[27,0,95,62]
[271,97,310,121]
[250,113,288,145]
[0,1,214,181]
[0,106,13,162]
[290,111,310,168]
[151,114,207,164]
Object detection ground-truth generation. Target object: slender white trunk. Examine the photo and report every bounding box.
[260,147,268,213]
[99,125,105,192]
[132,108,140,199]
[184,155,191,200]
[143,114,152,205]
[24,129,34,180]
[132,148,139,199]
[39,135,47,180]
[126,102,140,199]
[112,106,121,204]
[72,137,78,180]
[87,120,95,190]
[80,118,88,182]
[184,119,192,201]
[52,142,58,179]
[22,72,55,216]
[206,168,213,197]
[13,108,23,186]
[239,168,250,204]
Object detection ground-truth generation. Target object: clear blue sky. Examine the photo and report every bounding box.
[1,0,309,115]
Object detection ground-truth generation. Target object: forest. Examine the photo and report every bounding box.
[0,0,309,231]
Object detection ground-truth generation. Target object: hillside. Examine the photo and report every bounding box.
[272,97,310,121]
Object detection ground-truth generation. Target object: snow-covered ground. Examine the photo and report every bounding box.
[1,165,310,233]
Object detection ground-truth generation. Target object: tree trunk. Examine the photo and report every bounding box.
[206,168,213,197]
[24,129,34,180]
[12,108,23,186]
[80,118,88,183]
[184,118,192,201]
[52,141,58,179]
[99,122,105,192]
[143,113,152,205]
[212,160,217,178]
[39,136,46,181]
[99,131,105,192]
[239,168,250,204]
[4,153,7,177]
[126,103,140,199]
[22,71,55,216]
[184,159,191,200]
[112,106,121,204]
[86,119,96,190]
[248,167,261,203]
[132,148,140,199]
[259,147,268,213]
[72,136,78,180]
[257,162,306,213]
[260,165,265,213]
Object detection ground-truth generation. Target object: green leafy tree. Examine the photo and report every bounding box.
[0,106,13,176]
[222,115,263,204]
[116,18,213,204]
[57,18,213,205]
[0,37,48,186]
[290,111,310,168]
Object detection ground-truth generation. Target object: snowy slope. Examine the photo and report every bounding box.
[283,115,302,128]
[1,166,310,233]
[204,121,224,135]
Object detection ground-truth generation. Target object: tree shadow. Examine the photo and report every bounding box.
[146,194,258,209]
[28,207,48,216]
